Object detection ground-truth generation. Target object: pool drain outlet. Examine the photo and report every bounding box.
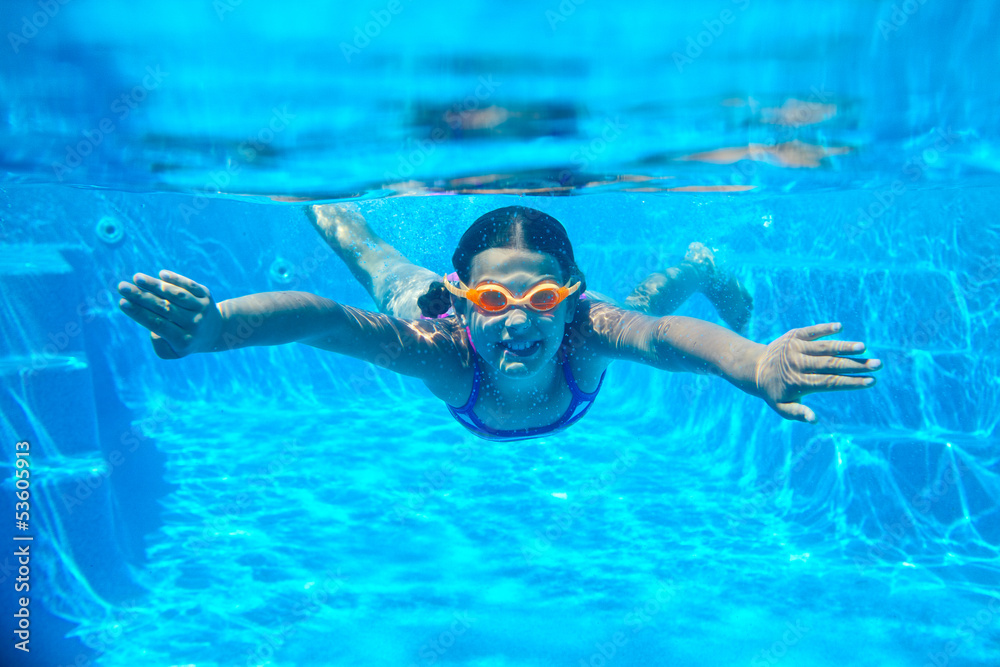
[96,216,125,245]
[269,257,296,284]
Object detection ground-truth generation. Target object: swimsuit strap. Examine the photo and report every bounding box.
[560,345,600,400]
[446,340,606,441]
[450,335,481,414]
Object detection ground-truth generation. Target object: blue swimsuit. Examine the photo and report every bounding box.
[447,341,607,442]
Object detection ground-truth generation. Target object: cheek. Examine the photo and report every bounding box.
[468,317,502,349]
[531,310,565,330]
[472,315,501,333]
[539,315,562,334]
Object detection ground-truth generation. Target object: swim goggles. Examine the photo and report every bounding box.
[443,275,580,313]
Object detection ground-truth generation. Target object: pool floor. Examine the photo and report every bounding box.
[65,397,1000,667]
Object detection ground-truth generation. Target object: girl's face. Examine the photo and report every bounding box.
[458,248,577,378]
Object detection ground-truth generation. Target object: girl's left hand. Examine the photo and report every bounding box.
[753,322,881,423]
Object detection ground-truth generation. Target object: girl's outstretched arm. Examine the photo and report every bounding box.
[654,317,880,423]
[584,302,880,423]
[117,270,461,379]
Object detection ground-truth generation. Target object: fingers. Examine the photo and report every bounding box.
[118,281,186,325]
[157,270,211,301]
[118,292,188,348]
[124,273,195,313]
[803,339,867,356]
[793,322,842,341]
[775,402,817,424]
[804,374,877,392]
[803,356,882,375]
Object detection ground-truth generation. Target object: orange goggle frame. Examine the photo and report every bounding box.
[443,276,581,313]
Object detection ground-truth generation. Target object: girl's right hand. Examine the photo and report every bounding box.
[117,270,223,359]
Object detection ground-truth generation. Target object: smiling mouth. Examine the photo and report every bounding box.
[499,340,542,358]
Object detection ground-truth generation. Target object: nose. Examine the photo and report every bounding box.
[502,307,530,331]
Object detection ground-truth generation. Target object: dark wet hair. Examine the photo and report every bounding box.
[417,282,452,318]
[417,205,587,318]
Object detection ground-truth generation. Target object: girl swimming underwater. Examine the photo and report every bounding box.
[117,205,880,440]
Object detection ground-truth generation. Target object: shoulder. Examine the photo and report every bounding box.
[418,316,476,407]
[562,300,618,391]
[567,298,666,367]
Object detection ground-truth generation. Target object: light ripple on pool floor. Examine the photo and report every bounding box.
[84,397,999,667]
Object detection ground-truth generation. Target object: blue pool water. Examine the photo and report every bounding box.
[1,1,999,666]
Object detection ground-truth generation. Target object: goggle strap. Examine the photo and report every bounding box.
[442,276,470,298]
